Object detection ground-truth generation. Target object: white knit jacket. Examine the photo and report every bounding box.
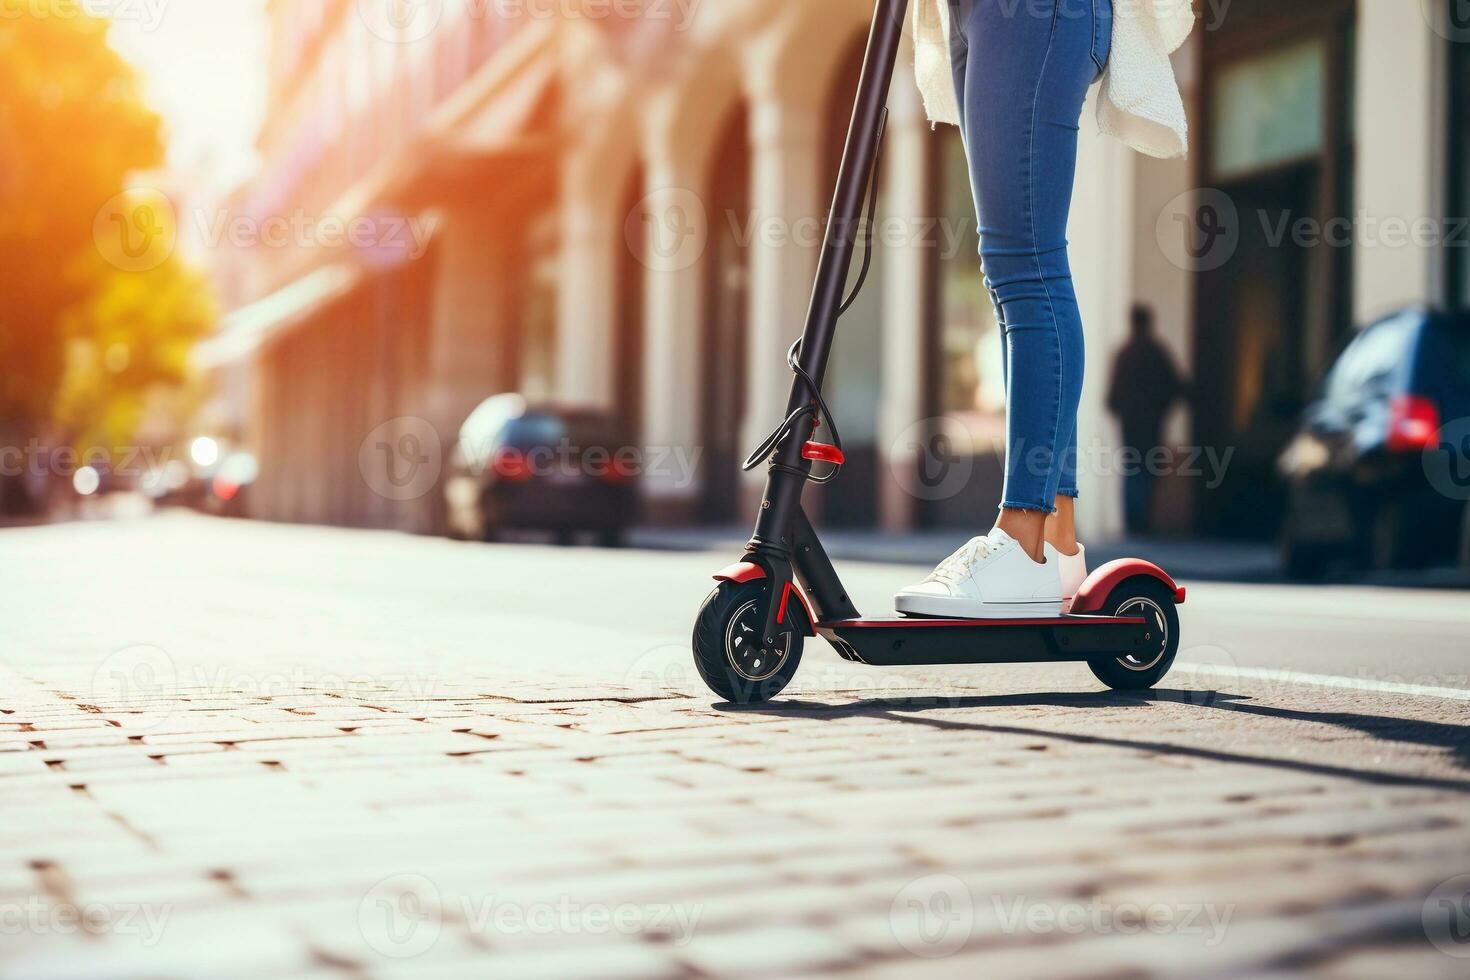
[912,0,1196,158]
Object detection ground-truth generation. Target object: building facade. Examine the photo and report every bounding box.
[199,0,1468,541]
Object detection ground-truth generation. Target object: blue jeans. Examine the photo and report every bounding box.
[948,0,1112,513]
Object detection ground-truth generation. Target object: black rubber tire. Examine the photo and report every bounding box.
[692,579,806,704]
[1087,578,1181,691]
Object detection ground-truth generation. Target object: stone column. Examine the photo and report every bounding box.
[637,89,710,522]
[1353,0,1440,321]
[738,41,826,506]
[877,52,929,533]
[554,148,619,410]
[409,206,522,534]
[423,206,520,442]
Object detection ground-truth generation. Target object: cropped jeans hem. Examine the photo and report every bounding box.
[1000,500,1058,515]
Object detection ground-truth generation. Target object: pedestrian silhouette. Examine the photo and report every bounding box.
[1107,304,1187,534]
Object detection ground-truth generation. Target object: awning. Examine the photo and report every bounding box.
[192,263,362,368]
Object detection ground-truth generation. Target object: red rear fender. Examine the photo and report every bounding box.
[1069,558,1186,614]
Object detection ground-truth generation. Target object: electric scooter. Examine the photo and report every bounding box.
[691,0,1186,704]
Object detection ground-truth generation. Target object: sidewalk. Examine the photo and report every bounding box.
[2,516,1468,978]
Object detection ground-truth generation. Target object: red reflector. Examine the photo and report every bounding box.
[802,442,845,466]
[1387,395,1439,452]
[492,449,533,481]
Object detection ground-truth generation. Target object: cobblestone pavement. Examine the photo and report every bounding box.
[3,516,1469,978]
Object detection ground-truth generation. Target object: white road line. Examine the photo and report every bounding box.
[1177,663,1470,701]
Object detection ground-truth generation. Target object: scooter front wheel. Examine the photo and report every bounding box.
[692,579,805,704]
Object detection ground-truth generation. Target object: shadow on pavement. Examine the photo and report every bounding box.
[720,690,1470,792]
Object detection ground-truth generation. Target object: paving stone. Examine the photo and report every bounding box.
[676,924,863,977]
[5,517,1468,977]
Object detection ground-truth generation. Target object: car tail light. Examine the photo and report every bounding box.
[1387,394,1439,452]
[492,449,533,481]
[600,465,634,485]
[212,476,240,502]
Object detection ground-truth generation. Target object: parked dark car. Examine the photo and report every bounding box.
[444,395,639,545]
[1278,309,1470,579]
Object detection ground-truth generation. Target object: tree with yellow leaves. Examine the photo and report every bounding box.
[0,11,214,512]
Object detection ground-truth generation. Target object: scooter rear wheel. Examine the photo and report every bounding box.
[1087,578,1180,691]
[692,579,806,704]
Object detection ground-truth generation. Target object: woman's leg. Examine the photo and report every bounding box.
[952,0,1102,560]
[1046,495,1079,554]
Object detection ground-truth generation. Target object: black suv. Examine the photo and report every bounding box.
[1278,309,1470,578]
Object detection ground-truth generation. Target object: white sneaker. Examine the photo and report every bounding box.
[895,527,1063,619]
[1057,543,1088,600]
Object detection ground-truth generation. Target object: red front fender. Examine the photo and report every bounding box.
[712,562,816,635]
[713,561,767,584]
[1069,558,1186,615]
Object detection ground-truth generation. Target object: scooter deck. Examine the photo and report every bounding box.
[816,614,1152,667]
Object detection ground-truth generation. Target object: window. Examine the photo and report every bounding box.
[1324,314,1415,401]
[1211,38,1326,179]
